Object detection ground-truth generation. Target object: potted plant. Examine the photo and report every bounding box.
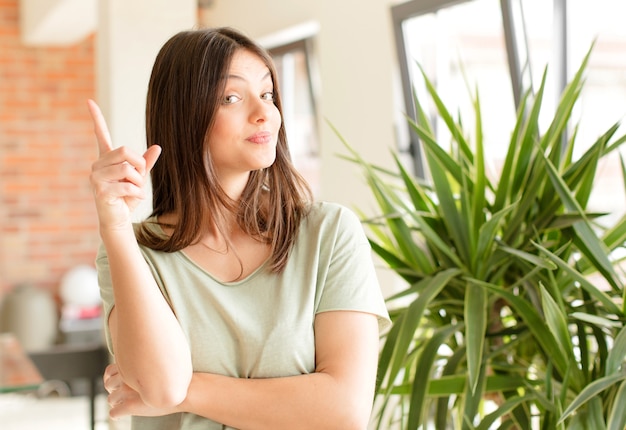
[337,46,626,429]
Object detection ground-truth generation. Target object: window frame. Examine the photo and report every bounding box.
[391,0,568,176]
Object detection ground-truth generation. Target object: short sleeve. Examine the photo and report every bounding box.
[315,205,391,332]
[95,242,115,354]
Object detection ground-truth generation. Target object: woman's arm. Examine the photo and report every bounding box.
[106,310,381,429]
[88,100,192,408]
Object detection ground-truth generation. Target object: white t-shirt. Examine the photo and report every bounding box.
[97,201,390,429]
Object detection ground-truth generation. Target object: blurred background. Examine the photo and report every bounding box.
[1,0,625,428]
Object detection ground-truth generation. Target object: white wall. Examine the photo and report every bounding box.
[201,0,401,214]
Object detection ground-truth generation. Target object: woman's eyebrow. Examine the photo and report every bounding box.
[226,71,272,82]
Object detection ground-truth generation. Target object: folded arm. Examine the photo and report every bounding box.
[105,239,192,408]
[106,310,381,430]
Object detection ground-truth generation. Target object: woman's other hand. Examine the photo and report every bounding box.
[87,99,162,231]
[104,363,176,420]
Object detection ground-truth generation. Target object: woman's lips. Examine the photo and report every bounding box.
[247,131,272,144]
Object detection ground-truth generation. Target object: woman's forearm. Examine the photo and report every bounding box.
[174,312,379,430]
[179,371,372,430]
[103,224,192,408]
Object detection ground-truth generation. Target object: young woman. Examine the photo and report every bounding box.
[89,27,390,430]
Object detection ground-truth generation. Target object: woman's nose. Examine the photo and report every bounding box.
[249,98,273,123]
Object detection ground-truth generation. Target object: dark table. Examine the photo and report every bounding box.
[28,342,110,430]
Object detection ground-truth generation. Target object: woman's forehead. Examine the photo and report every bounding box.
[226,50,272,82]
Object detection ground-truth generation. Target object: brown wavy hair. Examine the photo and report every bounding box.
[137,27,312,273]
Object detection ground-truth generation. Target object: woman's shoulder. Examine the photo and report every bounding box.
[304,201,365,236]
[307,201,358,221]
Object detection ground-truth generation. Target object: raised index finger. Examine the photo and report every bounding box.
[87,99,113,156]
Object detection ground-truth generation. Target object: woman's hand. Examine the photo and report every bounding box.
[87,99,161,231]
[104,363,177,420]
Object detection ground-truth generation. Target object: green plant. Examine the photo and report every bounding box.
[337,47,626,429]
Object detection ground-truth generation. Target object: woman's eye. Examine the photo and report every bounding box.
[223,94,241,104]
[261,92,274,101]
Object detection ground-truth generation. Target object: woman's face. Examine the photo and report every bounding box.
[207,49,281,186]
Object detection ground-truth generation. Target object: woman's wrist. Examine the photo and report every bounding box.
[174,372,216,416]
[99,220,136,241]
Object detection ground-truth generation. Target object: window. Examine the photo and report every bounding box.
[392,0,626,220]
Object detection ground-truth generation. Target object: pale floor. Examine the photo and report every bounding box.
[0,393,131,430]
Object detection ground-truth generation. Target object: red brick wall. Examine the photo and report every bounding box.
[0,0,99,299]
